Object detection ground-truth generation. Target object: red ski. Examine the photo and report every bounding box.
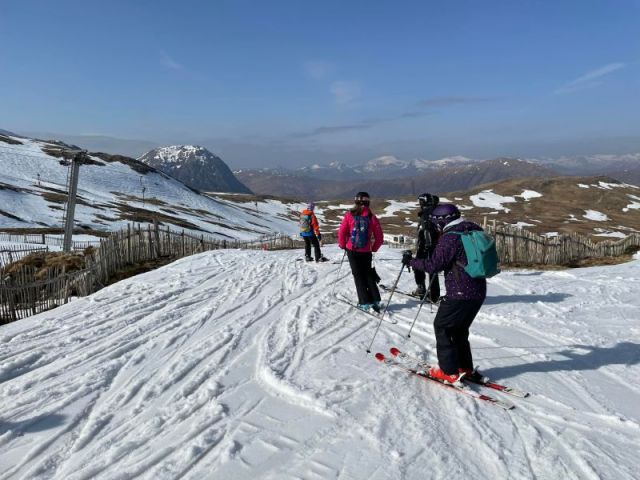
[389,347,529,398]
[375,352,514,410]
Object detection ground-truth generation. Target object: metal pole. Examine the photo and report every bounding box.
[62,152,84,252]
[366,264,405,353]
[407,272,439,338]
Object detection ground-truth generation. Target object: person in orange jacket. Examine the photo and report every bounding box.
[300,202,328,262]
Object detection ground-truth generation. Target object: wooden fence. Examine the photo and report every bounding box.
[0,245,49,267]
[486,224,640,265]
[0,232,100,250]
[1,221,638,323]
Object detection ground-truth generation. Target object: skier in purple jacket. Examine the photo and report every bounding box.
[402,203,486,384]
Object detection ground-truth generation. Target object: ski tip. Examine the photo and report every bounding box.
[374,353,386,361]
[390,347,401,356]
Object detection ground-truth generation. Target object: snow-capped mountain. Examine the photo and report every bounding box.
[139,145,251,194]
[294,155,479,180]
[236,157,556,200]
[0,134,303,239]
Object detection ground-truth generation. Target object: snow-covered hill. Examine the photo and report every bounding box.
[1,246,638,479]
[138,146,251,194]
[0,135,301,240]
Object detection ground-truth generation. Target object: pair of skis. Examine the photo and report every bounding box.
[376,347,529,410]
[335,297,398,324]
[378,284,440,306]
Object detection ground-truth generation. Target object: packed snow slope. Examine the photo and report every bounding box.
[1,247,639,480]
[0,134,302,239]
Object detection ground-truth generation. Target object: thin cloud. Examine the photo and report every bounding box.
[160,51,185,71]
[290,109,436,139]
[555,62,626,94]
[303,60,334,80]
[397,110,435,119]
[290,122,373,139]
[330,81,361,105]
[418,96,495,108]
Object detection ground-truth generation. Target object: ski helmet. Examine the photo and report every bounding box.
[354,191,370,206]
[418,193,439,208]
[306,202,315,211]
[430,203,461,230]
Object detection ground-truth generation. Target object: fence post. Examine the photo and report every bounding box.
[127,224,132,264]
[153,217,161,257]
[63,265,69,304]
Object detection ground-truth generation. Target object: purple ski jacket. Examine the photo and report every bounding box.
[410,219,487,300]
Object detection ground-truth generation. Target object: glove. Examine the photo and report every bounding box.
[401,250,413,267]
[317,233,322,241]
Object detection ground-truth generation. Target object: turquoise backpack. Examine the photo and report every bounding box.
[447,230,500,278]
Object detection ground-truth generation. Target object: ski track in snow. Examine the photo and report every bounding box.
[1,246,639,479]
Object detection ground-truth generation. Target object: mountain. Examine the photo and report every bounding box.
[237,157,556,200]
[533,153,640,185]
[315,175,640,240]
[293,155,478,181]
[0,134,302,238]
[138,145,251,194]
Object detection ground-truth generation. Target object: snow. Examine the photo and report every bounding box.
[146,145,209,165]
[623,194,640,213]
[593,230,627,238]
[378,200,416,219]
[583,210,609,222]
[0,136,304,240]
[516,190,542,201]
[578,184,590,189]
[469,190,517,212]
[1,246,639,479]
[513,222,535,228]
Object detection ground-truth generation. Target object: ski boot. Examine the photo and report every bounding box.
[305,256,313,262]
[411,285,426,298]
[371,301,382,313]
[459,367,490,384]
[357,304,372,312]
[316,256,329,263]
[429,367,463,385]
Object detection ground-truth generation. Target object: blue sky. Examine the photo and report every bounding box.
[1,0,638,167]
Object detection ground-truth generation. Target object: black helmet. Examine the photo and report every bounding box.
[418,192,439,208]
[355,191,370,206]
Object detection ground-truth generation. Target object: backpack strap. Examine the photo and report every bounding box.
[445,230,468,281]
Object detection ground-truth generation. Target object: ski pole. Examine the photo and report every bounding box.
[366,263,405,353]
[329,249,347,304]
[407,272,438,338]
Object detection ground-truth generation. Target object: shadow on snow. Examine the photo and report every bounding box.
[484,342,640,379]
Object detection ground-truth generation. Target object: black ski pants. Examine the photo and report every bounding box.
[433,297,484,374]
[413,249,440,303]
[346,250,381,305]
[303,234,322,260]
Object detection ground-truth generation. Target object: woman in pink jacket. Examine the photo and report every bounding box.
[338,192,384,312]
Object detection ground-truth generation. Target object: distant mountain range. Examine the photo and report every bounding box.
[236,158,556,200]
[139,146,251,194]
[235,153,640,199]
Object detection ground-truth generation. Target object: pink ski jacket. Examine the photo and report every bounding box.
[338,207,384,252]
